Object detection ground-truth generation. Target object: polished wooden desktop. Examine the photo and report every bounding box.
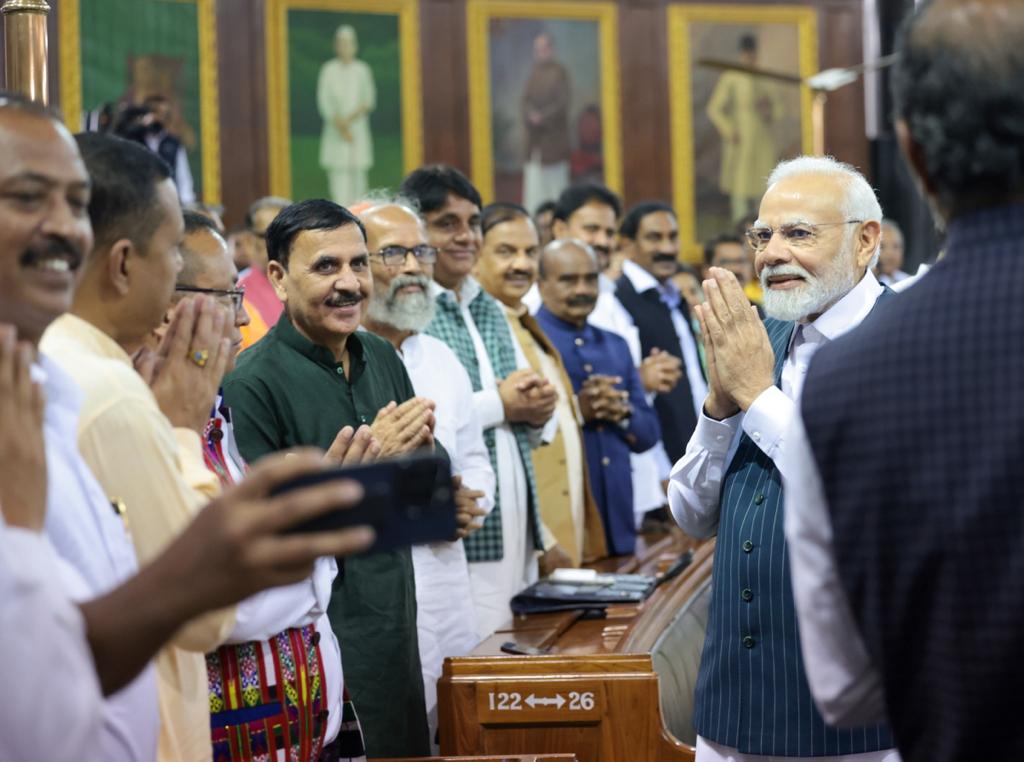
[437,530,714,762]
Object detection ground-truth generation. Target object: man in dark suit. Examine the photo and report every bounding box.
[616,202,706,463]
[786,2,1024,760]
[668,155,898,762]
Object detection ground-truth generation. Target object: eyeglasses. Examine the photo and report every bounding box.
[372,244,438,268]
[175,285,246,313]
[745,220,863,253]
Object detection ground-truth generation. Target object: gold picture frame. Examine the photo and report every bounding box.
[265,0,423,199]
[58,0,222,204]
[466,0,623,204]
[668,4,818,261]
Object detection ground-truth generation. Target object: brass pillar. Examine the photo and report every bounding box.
[811,90,828,156]
[2,0,51,104]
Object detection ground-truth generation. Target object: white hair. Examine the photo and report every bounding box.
[765,155,883,268]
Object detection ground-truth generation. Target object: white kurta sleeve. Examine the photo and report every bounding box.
[782,411,888,727]
[0,527,104,761]
[451,365,496,516]
[667,411,742,538]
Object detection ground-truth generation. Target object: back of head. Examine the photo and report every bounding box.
[74,131,173,251]
[893,0,1024,213]
[482,202,533,236]
[244,196,292,231]
[265,199,366,269]
[179,210,226,283]
[553,182,622,222]
[619,201,675,240]
[399,164,482,214]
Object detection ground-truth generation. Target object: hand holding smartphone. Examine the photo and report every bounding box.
[272,453,457,555]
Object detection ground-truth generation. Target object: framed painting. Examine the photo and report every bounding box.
[265,0,423,205]
[59,0,221,204]
[668,4,817,261]
[467,0,622,208]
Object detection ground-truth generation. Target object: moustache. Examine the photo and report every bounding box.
[387,274,431,299]
[652,253,678,265]
[760,264,813,288]
[20,237,84,270]
[566,295,597,308]
[504,269,535,280]
[325,291,364,308]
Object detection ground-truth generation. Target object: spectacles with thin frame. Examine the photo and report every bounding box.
[745,220,863,253]
[372,244,439,268]
[175,285,246,313]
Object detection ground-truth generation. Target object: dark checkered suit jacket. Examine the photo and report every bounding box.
[801,203,1024,762]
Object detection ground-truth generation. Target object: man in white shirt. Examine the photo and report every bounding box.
[0,95,376,762]
[400,165,557,637]
[667,156,899,761]
[358,198,495,747]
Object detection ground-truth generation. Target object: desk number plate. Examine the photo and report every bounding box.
[476,681,604,724]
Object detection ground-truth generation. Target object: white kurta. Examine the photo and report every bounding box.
[434,278,540,638]
[0,526,106,762]
[397,332,496,745]
[317,57,375,205]
[37,356,160,762]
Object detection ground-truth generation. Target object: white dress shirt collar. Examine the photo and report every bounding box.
[800,270,884,342]
[621,258,662,294]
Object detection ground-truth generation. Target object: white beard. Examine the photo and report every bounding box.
[760,238,859,322]
[366,274,436,332]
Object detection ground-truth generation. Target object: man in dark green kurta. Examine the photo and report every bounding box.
[223,199,434,757]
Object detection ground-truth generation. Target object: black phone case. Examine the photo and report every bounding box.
[272,454,457,554]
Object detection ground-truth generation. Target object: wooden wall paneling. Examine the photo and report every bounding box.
[217,0,269,228]
[420,0,472,174]
[617,0,673,205]
[818,1,869,175]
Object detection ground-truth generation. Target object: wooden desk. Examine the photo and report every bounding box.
[438,532,714,762]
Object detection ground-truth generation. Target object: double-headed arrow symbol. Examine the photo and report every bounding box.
[525,693,566,709]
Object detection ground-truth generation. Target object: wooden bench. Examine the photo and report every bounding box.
[437,532,715,762]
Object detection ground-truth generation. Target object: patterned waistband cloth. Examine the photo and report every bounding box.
[207,623,330,762]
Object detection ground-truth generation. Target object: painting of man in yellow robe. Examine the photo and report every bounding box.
[706,34,784,223]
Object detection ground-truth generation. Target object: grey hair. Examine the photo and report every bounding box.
[766,155,884,268]
[335,25,357,42]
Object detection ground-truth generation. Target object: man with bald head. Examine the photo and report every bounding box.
[535,240,660,556]
[668,155,896,761]
[786,2,1024,759]
[359,199,494,745]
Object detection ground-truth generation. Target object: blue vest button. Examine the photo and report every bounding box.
[742,635,756,649]
[754,494,765,505]
[741,588,753,602]
[742,540,754,552]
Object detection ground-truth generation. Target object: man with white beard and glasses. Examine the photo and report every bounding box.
[667,156,900,762]
[357,198,494,748]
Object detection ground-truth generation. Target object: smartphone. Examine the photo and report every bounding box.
[271,453,457,555]
[500,641,549,656]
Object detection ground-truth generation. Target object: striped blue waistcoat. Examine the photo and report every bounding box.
[692,317,893,756]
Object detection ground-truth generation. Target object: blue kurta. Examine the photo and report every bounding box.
[536,307,661,555]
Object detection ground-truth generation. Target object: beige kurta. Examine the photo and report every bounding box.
[41,314,235,762]
[503,304,608,565]
[706,71,783,205]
